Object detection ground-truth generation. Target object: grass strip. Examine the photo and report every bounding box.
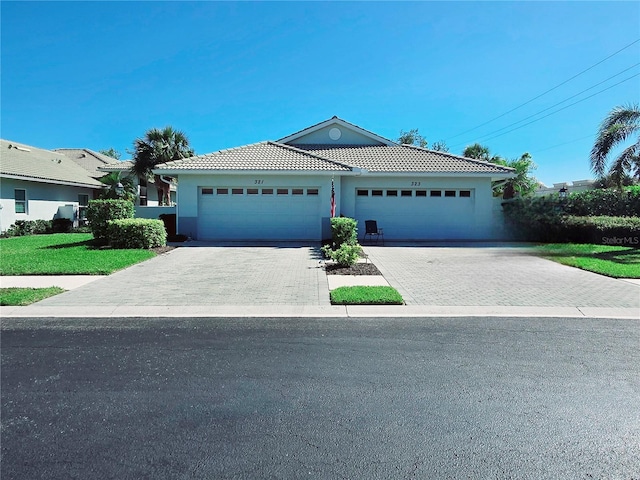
[1,287,66,306]
[330,286,404,305]
[0,233,156,275]
[535,243,640,278]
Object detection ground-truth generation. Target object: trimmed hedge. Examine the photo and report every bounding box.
[86,199,134,241]
[565,188,640,217]
[562,216,640,245]
[3,220,52,237]
[107,219,167,249]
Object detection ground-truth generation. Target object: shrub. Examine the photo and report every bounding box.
[106,218,167,249]
[52,218,73,233]
[565,189,640,217]
[321,217,362,266]
[562,216,640,245]
[3,220,52,237]
[87,199,134,241]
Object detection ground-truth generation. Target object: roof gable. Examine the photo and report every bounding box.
[53,148,119,178]
[277,116,396,147]
[0,140,103,188]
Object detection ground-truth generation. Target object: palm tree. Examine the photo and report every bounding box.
[590,104,640,188]
[98,171,136,201]
[131,126,194,205]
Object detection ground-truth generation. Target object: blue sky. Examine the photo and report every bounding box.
[2,1,639,186]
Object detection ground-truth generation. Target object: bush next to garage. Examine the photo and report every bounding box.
[503,193,640,244]
[321,217,362,266]
[86,199,134,242]
[107,219,167,249]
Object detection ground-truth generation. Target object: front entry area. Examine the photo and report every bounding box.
[197,186,322,241]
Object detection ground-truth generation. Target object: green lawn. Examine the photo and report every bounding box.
[0,287,65,306]
[0,233,156,275]
[330,286,404,305]
[535,243,640,278]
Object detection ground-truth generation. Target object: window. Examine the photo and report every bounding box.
[445,190,456,197]
[386,190,398,196]
[372,190,383,196]
[292,188,303,195]
[277,188,288,195]
[14,189,26,213]
[217,188,228,195]
[307,188,318,195]
[78,194,89,220]
[262,188,273,195]
[430,190,441,197]
[459,190,471,198]
[247,188,259,195]
[401,190,412,197]
[232,188,243,195]
[416,190,427,197]
[202,188,214,195]
[357,189,369,196]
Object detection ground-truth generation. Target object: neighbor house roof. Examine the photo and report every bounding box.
[53,148,119,178]
[1,140,103,188]
[155,141,352,172]
[98,160,135,172]
[295,144,515,175]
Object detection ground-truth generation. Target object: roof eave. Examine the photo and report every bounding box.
[0,173,104,189]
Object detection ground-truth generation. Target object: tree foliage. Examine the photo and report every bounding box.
[398,128,427,148]
[98,171,136,201]
[131,126,194,205]
[99,148,122,160]
[590,103,640,188]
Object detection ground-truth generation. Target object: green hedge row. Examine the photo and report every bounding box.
[107,219,167,249]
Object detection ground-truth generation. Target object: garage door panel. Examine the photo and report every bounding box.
[355,190,475,240]
[198,188,321,240]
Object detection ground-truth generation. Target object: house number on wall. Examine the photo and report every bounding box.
[254,180,264,184]
[411,182,421,186]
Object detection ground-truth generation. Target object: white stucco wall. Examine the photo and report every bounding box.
[0,178,97,233]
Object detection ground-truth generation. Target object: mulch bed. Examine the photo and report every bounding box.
[325,262,382,275]
[152,246,176,255]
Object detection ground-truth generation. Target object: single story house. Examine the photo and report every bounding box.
[0,139,106,232]
[154,117,515,242]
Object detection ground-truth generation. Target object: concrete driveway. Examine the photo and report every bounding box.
[36,244,330,307]
[364,245,640,309]
[30,243,639,311]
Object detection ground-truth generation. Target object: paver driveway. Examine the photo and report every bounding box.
[364,245,640,308]
[37,244,330,306]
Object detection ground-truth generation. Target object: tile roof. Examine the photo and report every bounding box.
[99,160,135,172]
[53,148,119,178]
[155,141,352,172]
[295,144,515,174]
[0,140,103,188]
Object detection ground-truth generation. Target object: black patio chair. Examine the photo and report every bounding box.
[363,220,384,245]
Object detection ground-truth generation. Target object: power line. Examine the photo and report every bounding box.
[445,38,640,142]
[476,73,640,144]
[449,62,640,149]
[530,134,596,154]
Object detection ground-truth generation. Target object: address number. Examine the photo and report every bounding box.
[254,180,264,184]
[411,182,421,186]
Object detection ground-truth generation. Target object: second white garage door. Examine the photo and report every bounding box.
[354,187,476,240]
[198,186,322,241]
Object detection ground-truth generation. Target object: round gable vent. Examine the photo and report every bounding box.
[329,127,342,141]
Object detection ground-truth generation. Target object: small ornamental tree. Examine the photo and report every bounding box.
[86,199,134,242]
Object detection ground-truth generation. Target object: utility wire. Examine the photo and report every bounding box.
[530,134,596,154]
[476,73,640,144]
[445,38,640,141]
[449,62,640,149]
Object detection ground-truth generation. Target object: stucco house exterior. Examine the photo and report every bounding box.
[154,117,515,241]
[0,140,106,232]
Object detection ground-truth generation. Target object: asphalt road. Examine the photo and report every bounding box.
[2,317,639,479]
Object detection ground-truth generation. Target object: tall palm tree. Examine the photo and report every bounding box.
[590,104,640,188]
[131,126,194,205]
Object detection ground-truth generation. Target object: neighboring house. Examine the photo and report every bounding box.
[0,140,104,232]
[53,148,120,179]
[153,117,515,241]
[534,180,596,197]
[98,160,176,207]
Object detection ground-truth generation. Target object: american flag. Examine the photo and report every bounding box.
[330,178,336,217]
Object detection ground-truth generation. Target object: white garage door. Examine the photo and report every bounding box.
[354,188,476,240]
[198,186,322,241]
